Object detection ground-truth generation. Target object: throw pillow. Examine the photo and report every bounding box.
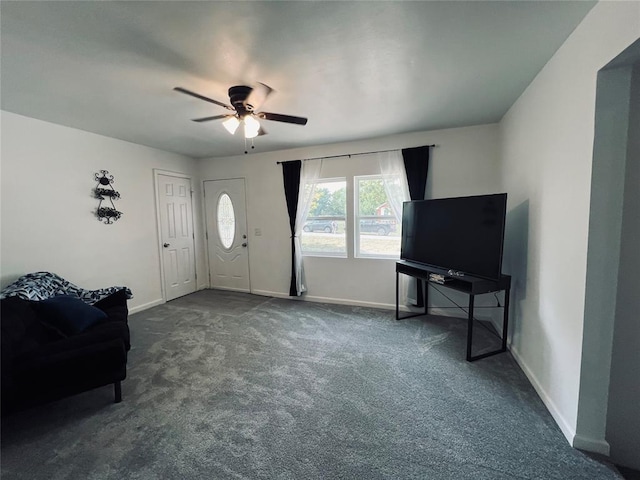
[33,295,107,336]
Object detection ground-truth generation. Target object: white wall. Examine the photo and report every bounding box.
[0,111,207,312]
[198,123,501,309]
[498,1,640,450]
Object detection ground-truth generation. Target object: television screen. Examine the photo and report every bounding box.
[401,193,507,280]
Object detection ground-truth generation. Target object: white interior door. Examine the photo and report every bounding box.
[204,179,250,292]
[157,173,196,301]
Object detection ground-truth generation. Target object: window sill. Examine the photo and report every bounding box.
[302,252,348,259]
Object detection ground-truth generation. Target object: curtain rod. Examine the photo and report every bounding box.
[276,145,436,164]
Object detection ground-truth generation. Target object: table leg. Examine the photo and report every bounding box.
[395,271,399,320]
[501,288,510,351]
[466,294,475,361]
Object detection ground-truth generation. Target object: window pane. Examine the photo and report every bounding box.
[217,193,235,249]
[301,179,347,256]
[356,176,400,258]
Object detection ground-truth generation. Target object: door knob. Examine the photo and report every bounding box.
[163,243,170,248]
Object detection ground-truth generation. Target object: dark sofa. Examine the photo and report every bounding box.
[1,289,131,414]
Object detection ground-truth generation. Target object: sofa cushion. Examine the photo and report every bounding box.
[33,295,107,336]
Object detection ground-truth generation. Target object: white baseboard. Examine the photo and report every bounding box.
[213,285,251,293]
[245,290,498,317]
[129,298,164,315]
[250,289,292,299]
[511,343,610,456]
[250,289,423,312]
[304,294,397,311]
[248,290,511,317]
[508,344,577,447]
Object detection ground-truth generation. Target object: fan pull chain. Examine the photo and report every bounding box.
[244,137,256,154]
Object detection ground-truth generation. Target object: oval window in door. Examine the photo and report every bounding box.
[217,193,235,249]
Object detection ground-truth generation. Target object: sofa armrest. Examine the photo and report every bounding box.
[93,289,129,325]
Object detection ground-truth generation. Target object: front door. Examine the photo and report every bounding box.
[157,173,197,301]
[204,179,250,292]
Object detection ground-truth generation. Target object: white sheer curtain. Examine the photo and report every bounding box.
[293,158,322,295]
[378,150,409,222]
[378,150,415,305]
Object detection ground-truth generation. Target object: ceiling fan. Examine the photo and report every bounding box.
[174,83,308,146]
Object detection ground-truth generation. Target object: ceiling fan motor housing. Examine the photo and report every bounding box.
[228,85,253,115]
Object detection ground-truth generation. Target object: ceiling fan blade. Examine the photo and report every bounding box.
[244,82,274,112]
[257,111,308,125]
[191,115,231,123]
[174,87,234,110]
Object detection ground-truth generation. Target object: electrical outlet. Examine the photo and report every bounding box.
[254,228,262,236]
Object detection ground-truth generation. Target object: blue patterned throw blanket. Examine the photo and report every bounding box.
[0,272,133,304]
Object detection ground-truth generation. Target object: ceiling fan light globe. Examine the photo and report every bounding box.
[244,125,260,139]
[243,116,261,138]
[222,116,240,134]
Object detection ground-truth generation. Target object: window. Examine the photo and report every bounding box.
[217,193,235,249]
[355,175,401,258]
[301,178,347,257]
[299,153,407,260]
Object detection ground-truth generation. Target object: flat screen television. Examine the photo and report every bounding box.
[401,193,507,280]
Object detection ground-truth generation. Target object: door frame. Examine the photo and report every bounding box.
[203,176,252,293]
[153,169,198,302]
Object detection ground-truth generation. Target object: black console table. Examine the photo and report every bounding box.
[396,260,511,362]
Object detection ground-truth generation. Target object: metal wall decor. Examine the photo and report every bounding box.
[94,170,123,224]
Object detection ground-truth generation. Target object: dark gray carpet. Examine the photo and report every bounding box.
[1,290,621,479]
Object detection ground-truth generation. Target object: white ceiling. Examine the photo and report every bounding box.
[1,1,595,159]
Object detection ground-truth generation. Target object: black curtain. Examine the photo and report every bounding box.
[281,160,302,296]
[402,145,431,307]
